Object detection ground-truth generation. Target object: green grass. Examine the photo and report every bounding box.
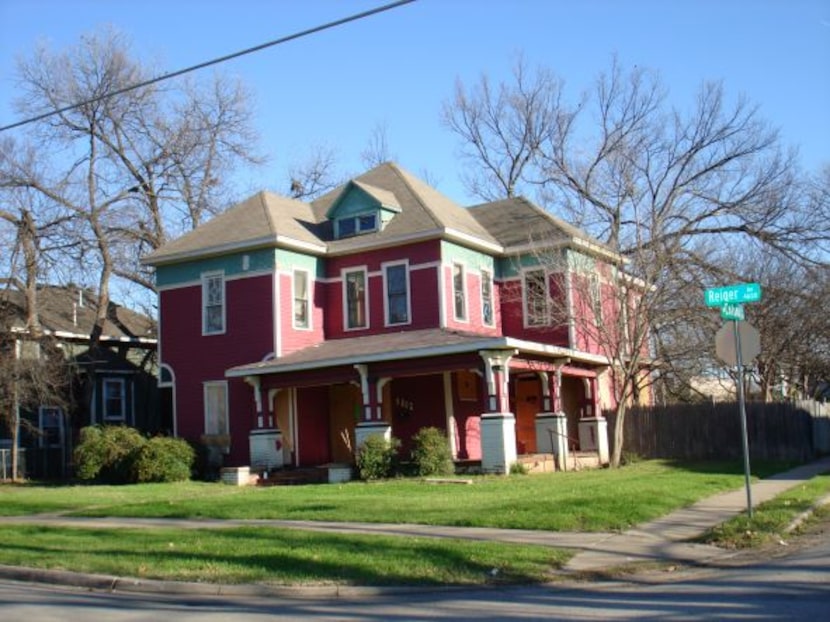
[700,473,830,549]
[0,525,568,586]
[0,460,796,532]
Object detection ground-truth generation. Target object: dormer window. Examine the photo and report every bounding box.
[337,212,378,238]
[327,180,401,240]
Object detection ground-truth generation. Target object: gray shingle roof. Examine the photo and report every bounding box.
[0,285,156,342]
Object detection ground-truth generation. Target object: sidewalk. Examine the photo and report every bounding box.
[1,456,829,592]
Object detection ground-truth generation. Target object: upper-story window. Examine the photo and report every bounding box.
[481,268,494,326]
[452,263,467,321]
[384,262,410,326]
[102,377,126,423]
[344,268,368,330]
[293,269,310,329]
[524,268,549,327]
[202,272,225,335]
[337,213,378,238]
[590,274,603,326]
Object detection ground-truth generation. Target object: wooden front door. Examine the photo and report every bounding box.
[329,384,361,463]
[514,376,541,454]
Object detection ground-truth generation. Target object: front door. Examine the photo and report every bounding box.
[514,376,540,454]
[329,384,361,463]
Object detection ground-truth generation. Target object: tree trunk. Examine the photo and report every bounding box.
[611,400,628,468]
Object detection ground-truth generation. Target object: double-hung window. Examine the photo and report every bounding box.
[452,263,467,321]
[481,268,494,326]
[102,378,126,423]
[384,262,410,326]
[202,272,225,335]
[524,268,549,327]
[293,270,310,329]
[344,268,368,330]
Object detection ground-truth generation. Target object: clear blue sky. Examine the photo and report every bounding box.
[1,0,828,205]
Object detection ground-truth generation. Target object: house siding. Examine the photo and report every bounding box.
[159,273,274,456]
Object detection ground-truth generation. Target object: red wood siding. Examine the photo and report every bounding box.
[389,374,447,456]
[160,274,274,451]
[295,387,331,466]
[324,240,442,338]
[498,276,570,346]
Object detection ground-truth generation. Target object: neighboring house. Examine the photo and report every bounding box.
[144,163,643,474]
[0,284,160,478]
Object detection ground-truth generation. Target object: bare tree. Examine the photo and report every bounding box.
[287,143,343,200]
[1,29,262,334]
[360,121,396,169]
[443,55,569,201]
[445,55,827,464]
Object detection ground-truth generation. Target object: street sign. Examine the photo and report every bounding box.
[720,303,745,321]
[704,282,762,307]
[715,322,761,367]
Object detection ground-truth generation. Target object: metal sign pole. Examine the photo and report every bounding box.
[733,319,753,518]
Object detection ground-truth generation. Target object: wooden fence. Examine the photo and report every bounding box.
[605,401,828,463]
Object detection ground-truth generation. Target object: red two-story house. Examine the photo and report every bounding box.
[144,162,633,475]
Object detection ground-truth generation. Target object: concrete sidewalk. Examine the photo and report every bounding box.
[564,455,830,572]
[1,456,828,591]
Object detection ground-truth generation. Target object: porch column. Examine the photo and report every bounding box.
[245,377,283,471]
[479,349,517,474]
[578,374,609,465]
[535,368,570,470]
[353,364,392,450]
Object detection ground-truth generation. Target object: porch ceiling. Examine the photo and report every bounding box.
[225,328,609,379]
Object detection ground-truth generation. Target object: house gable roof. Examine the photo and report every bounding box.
[468,196,622,263]
[143,191,325,266]
[0,284,156,343]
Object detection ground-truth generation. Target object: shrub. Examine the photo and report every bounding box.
[74,425,146,484]
[355,434,400,480]
[509,461,529,475]
[132,436,195,483]
[410,427,454,477]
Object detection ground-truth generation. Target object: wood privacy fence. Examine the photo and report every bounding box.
[605,401,830,463]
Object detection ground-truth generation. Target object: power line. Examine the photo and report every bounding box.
[0,0,417,133]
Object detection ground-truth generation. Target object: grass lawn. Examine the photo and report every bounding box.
[0,525,568,586]
[701,473,830,549]
[0,460,796,532]
[0,459,816,586]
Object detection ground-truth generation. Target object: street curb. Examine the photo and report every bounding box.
[0,563,472,599]
[784,493,830,534]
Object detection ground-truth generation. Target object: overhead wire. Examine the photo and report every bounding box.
[0,0,417,133]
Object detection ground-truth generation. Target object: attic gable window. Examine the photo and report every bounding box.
[337,212,378,239]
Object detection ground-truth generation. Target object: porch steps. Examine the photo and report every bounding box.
[256,467,328,486]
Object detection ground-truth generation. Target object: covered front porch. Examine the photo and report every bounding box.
[226,329,611,476]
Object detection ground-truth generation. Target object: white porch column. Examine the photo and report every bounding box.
[536,412,570,471]
[353,364,391,451]
[244,377,283,471]
[479,349,517,474]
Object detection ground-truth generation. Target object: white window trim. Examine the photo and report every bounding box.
[201,271,226,336]
[37,406,63,449]
[203,380,230,437]
[342,266,370,331]
[480,268,495,327]
[292,268,312,331]
[523,267,550,328]
[382,260,411,327]
[452,262,468,322]
[102,377,127,423]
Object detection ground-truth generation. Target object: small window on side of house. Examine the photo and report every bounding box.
[293,270,310,329]
[481,269,494,326]
[452,263,467,321]
[344,268,368,330]
[524,269,549,327]
[102,378,126,422]
[202,272,225,335]
[384,262,410,326]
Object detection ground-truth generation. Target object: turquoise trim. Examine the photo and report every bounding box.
[440,241,495,273]
[498,249,567,278]
[155,249,275,287]
[276,248,325,278]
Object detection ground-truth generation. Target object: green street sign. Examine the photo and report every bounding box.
[704,282,762,308]
[721,303,745,321]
